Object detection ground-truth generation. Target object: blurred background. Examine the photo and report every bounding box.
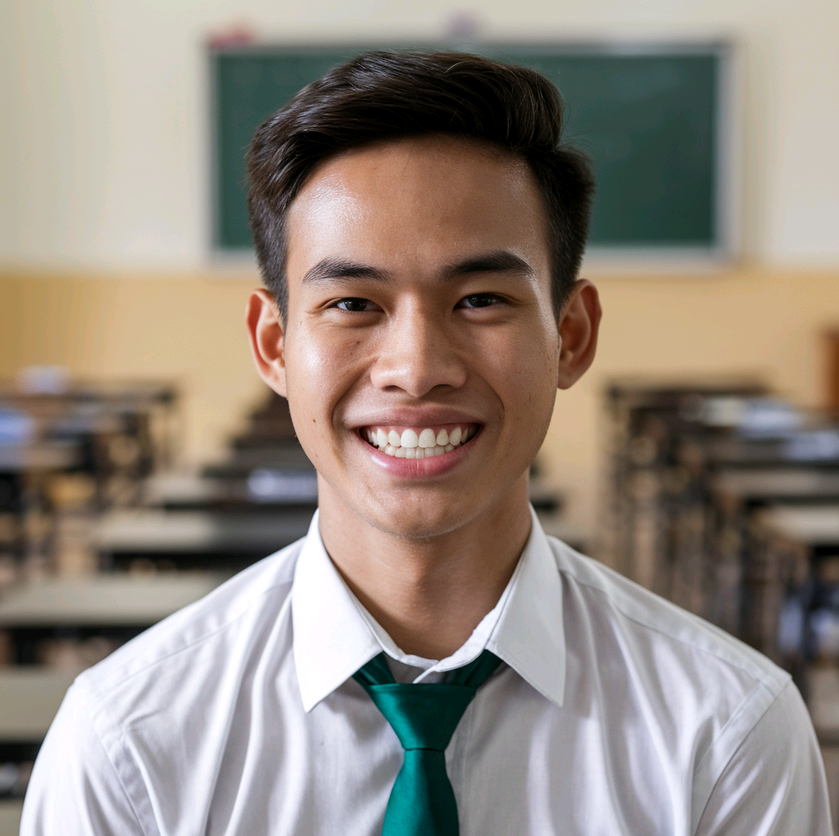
[1,0,839,831]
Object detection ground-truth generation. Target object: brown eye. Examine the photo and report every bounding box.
[335,298,374,312]
[459,293,503,309]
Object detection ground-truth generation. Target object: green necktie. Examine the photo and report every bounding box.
[353,649,502,836]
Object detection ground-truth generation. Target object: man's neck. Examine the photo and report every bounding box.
[317,479,532,659]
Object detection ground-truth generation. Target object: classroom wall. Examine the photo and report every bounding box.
[2,0,838,538]
[3,0,838,267]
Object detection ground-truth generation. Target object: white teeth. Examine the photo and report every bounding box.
[365,425,476,459]
[418,428,437,448]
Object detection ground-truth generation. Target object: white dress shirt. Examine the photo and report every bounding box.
[21,509,832,835]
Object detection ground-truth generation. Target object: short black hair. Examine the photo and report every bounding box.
[246,50,594,320]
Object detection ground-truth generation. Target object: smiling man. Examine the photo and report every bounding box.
[22,51,831,835]
[246,130,595,662]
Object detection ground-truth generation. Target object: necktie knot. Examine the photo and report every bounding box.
[353,650,502,836]
[362,683,477,752]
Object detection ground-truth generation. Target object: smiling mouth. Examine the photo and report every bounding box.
[360,425,479,459]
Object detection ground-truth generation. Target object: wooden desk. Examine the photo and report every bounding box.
[706,469,839,644]
[0,573,228,628]
[0,668,81,738]
[0,572,228,664]
[143,471,319,511]
[712,469,839,507]
[0,801,23,836]
[752,504,839,697]
[92,509,313,570]
[758,505,839,551]
[0,569,226,835]
[0,442,81,472]
[704,435,839,470]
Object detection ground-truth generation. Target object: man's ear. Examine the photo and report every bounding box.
[246,289,288,398]
[556,279,601,390]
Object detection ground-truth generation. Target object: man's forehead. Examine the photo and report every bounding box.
[290,134,535,210]
[287,135,545,247]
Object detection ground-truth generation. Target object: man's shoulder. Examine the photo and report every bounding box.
[73,537,304,719]
[541,536,829,836]
[546,535,790,705]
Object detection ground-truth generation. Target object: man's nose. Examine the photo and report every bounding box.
[369,306,468,398]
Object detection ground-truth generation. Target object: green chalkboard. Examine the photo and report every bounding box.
[210,43,731,258]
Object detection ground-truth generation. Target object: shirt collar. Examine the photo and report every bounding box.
[485,506,566,708]
[292,506,566,712]
[292,511,382,712]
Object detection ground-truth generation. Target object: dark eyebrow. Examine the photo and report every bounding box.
[441,251,535,280]
[300,251,534,287]
[300,259,392,286]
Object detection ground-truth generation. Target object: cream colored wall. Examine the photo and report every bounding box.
[3,0,838,265]
[2,0,838,538]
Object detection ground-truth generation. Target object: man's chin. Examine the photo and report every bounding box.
[361,498,472,543]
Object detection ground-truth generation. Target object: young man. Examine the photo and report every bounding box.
[22,51,831,834]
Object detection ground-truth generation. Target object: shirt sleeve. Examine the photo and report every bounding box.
[694,679,833,836]
[19,679,149,836]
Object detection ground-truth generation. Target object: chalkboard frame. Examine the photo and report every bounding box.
[208,40,738,269]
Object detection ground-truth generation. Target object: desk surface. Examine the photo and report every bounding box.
[757,505,839,546]
[0,667,81,737]
[0,442,81,472]
[143,471,319,509]
[0,800,23,836]
[713,468,839,501]
[705,436,839,469]
[0,572,228,626]
[92,509,313,552]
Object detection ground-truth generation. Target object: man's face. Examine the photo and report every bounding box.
[251,134,593,541]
